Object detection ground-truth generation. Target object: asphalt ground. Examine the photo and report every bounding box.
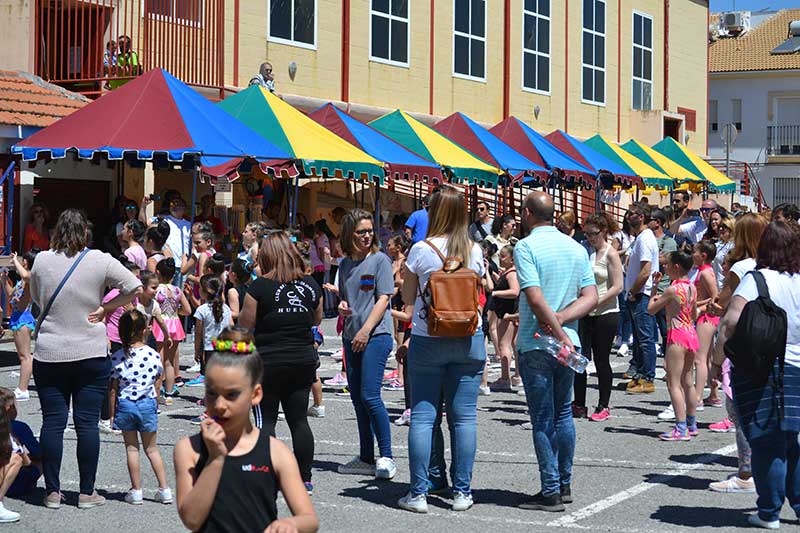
[1,318,798,532]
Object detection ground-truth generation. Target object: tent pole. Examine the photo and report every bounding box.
[0,161,16,252]
[374,178,381,228]
[494,181,500,214]
[292,173,300,228]
[190,166,198,226]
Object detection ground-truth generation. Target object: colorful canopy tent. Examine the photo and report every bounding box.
[489,117,595,187]
[307,104,443,183]
[621,139,703,188]
[369,110,502,188]
[545,130,641,188]
[433,112,550,184]
[218,86,385,182]
[651,137,736,192]
[583,135,671,188]
[12,69,292,179]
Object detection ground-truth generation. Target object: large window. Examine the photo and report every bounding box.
[371,0,409,66]
[522,0,550,93]
[732,98,742,131]
[581,0,605,105]
[269,0,316,48]
[146,0,202,23]
[632,12,652,110]
[453,0,486,81]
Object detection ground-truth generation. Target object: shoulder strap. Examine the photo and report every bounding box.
[749,270,770,299]
[477,224,488,239]
[423,239,447,264]
[34,248,90,337]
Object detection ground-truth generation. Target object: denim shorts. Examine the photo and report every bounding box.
[115,397,158,433]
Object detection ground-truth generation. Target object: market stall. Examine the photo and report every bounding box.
[652,137,736,193]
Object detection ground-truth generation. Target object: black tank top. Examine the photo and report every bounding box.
[493,268,519,319]
[196,429,278,533]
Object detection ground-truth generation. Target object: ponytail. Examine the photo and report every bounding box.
[119,309,147,359]
[200,274,224,323]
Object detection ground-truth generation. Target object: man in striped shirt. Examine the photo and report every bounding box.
[514,192,597,513]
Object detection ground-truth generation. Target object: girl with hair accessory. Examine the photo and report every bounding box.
[122,219,147,270]
[144,219,171,273]
[187,275,232,419]
[692,240,719,410]
[648,250,699,441]
[0,249,39,401]
[173,327,319,533]
[226,258,253,322]
[109,309,172,505]
[153,258,191,403]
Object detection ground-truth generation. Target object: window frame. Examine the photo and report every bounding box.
[631,10,653,111]
[709,99,718,132]
[369,0,411,68]
[521,0,551,96]
[580,0,606,107]
[452,0,487,83]
[267,0,318,51]
[732,98,743,131]
[142,0,203,27]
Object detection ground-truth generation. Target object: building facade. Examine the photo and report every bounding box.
[0,0,710,154]
[708,8,800,207]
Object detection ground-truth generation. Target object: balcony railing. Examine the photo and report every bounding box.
[767,125,800,156]
[34,0,225,98]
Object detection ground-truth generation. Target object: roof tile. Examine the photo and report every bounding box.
[710,9,800,73]
[0,71,88,127]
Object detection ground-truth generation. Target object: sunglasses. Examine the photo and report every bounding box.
[585,230,601,237]
[477,207,485,212]
[355,228,374,236]
[700,207,711,213]
[125,205,137,210]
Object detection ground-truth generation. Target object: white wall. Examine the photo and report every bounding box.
[708,72,800,206]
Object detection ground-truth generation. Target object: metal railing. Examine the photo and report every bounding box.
[707,158,768,211]
[34,0,225,98]
[767,125,800,156]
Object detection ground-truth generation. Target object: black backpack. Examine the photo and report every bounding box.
[724,270,788,386]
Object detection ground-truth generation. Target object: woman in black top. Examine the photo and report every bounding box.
[239,232,323,492]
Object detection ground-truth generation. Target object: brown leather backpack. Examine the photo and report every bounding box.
[419,240,481,337]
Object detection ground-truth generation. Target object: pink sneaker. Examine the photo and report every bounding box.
[323,373,348,388]
[659,427,691,441]
[383,369,399,382]
[703,397,723,408]
[709,417,736,433]
[589,408,611,422]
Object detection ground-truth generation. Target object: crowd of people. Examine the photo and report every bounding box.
[0,189,797,532]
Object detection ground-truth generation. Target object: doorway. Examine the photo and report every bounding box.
[33,178,111,248]
[664,117,683,142]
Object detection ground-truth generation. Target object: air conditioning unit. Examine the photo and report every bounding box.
[721,11,751,35]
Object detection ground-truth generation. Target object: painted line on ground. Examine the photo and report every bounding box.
[545,443,738,527]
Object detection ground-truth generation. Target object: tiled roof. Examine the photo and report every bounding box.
[0,70,88,127]
[709,9,800,73]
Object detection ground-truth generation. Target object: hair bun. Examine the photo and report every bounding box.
[157,219,170,238]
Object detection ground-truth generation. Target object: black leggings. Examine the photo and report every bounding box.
[255,363,317,483]
[575,313,620,409]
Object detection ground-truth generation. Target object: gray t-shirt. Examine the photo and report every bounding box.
[338,252,394,341]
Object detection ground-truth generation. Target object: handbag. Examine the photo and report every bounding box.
[33,248,90,340]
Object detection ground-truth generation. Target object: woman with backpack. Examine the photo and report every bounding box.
[712,221,800,529]
[399,185,485,514]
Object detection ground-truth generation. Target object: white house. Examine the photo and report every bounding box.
[708,8,800,208]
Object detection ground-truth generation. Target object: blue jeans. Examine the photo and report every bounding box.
[408,333,484,496]
[519,349,576,497]
[428,332,486,490]
[627,294,657,381]
[617,293,633,343]
[749,432,800,522]
[343,333,393,462]
[33,356,111,495]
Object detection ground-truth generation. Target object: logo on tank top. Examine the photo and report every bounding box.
[241,464,271,473]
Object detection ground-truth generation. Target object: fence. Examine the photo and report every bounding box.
[34,0,225,97]
[767,125,800,156]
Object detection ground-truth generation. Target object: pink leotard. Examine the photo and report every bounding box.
[666,279,699,353]
[694,263,720,326]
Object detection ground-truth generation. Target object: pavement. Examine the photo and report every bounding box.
[1,318,798,532]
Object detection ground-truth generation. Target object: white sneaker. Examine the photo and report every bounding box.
[307,405,326,418]
[99,419,122,435]
[375,457,396,480]
[338,457,376,476]
[394,409,411,426]
[748,514,780,530]
[154,487,173,504]
[13,388,29,402]
[695,402,705,412]
[478,385,491,396]
[124,488,143,505]
[617,343,630,357]
[658,405,675,421]
[187,362,201,373]
[452,492,473,511]
[398,492,428,513]
[0,502,19,523]
[708,475,756,493]
[517,388,527,396]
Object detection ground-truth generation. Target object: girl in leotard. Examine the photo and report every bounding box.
[1,250,38,401]
[692,240,719,409]
[173,327,318,533]
[153,258,191,403]
[648,250,698,441]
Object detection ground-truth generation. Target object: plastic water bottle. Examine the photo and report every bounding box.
[534,333,589,373]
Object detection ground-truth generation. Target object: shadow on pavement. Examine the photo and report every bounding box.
[668,453,738,469]
[471,487,526,509]
[650,505,754,528]
[339,480,406,507]
[603,425,662,438]
[642,473,719,490]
